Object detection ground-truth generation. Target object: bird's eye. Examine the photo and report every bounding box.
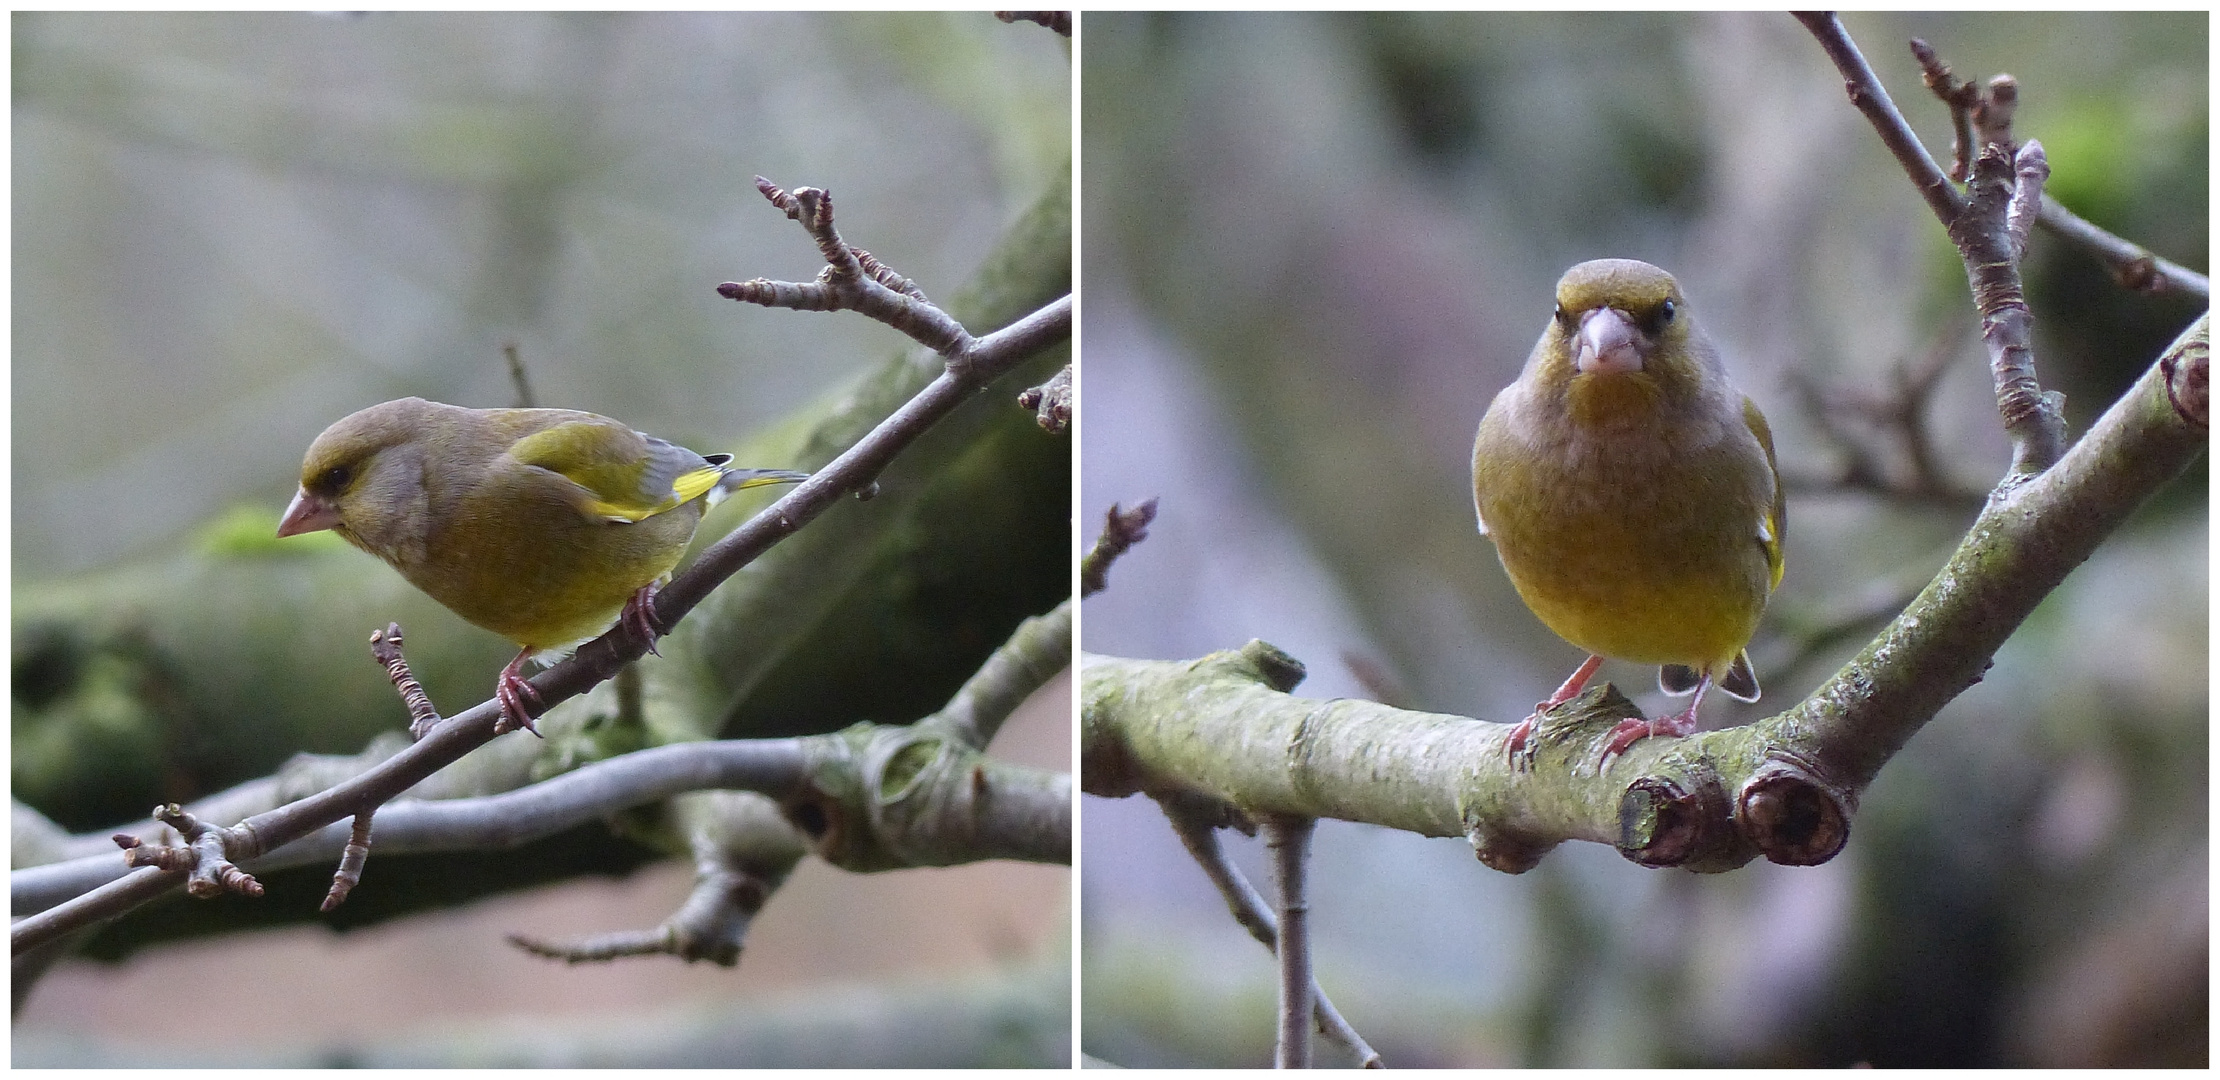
[1660,299,1677,323]
[1553,302,1573,330]
[316,464,352,492]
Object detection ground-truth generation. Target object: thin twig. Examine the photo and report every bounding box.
[1159,793,1383,1067]
[2038,201,2211,299]
[1909,38,1980,182]
[370,624,442,740]
[718,178,974,360]
[1080,499,1158,598]
[116,805,262,900]
[1017,364,1072,433]
[1263,814,1318,1069]
[502,342,537,409]
[12,189,1072,957]
[1793,12,1963,224]
[509,839,790,967]
[320,812,374,912]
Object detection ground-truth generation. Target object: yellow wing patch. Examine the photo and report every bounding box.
[1743,395,1786,592]
[666,463,726,508]
[510,420,706,524]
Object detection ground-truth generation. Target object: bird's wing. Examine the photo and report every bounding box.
[508,419,722,524]
[1742,395,1786,592]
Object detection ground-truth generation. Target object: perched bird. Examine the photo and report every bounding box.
[277,397,808,736]
[1471,259,1784,769]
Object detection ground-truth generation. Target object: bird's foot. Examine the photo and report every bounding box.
[1510,656,1604,772]
[1597,708,1698,771]
[620,584,664,657]
[1505,711,1543,772]
[494,651,545,738]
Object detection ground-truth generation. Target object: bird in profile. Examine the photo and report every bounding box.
[279,397,807,735]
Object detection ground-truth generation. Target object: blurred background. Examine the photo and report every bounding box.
[14,11,1070,1066]
[1079,11,2204,1068]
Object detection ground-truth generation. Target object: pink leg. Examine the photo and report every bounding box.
[1507,655,1604,770]
[495,647,545,737]
[1598,675,1708,770]
[619,583,664,657]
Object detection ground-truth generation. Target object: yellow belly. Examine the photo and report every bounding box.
[1475,435,1771,673]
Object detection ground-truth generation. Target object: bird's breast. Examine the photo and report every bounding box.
[405,485,702,648]
[1474,405,1771,668]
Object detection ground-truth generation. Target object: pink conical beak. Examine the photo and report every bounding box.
[1574,307,1645,375]
[276,487,342,537]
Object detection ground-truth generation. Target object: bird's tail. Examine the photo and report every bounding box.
[706,460,810,505]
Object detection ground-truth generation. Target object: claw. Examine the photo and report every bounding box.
[1596,694,1702,771]
[1505,714,1540,771]
[1509,655,1605,772]
[494,649,545,738]
[619,584,664,657]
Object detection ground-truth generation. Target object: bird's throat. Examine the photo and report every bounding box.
[1566,371,1665,429]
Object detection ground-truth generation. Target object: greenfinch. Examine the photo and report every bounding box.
[276,397,808,736]
[1471,259,1784,769]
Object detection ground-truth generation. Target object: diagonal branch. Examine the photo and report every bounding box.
[926,598,1072,751]
[1799,17,2069,472]
[2037,201,2211,300]
[508,793,808,966]
[11,190,1073,959]
[719,177,972,359]
[1792,12,1963,224]
[1158,793,1383,1067]
[1081,315,2206,874]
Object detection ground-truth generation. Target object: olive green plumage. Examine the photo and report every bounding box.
[1472,259,1784,763]
[278,397,806,733]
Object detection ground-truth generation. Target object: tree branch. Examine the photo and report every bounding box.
[1081,315,2206,873]
[2037,200,2211,300]
[11,184,1073,959]
[1157,793,1382,1067]
[508,792,807,966]
[1792,12,1963,224]
[925,598,1072,751]
[1799,17,2070,473]
[1080,499,1159,598]
[1263,813,1316,1069]
[17,704,1072,946]
[1953,140,2067,473]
